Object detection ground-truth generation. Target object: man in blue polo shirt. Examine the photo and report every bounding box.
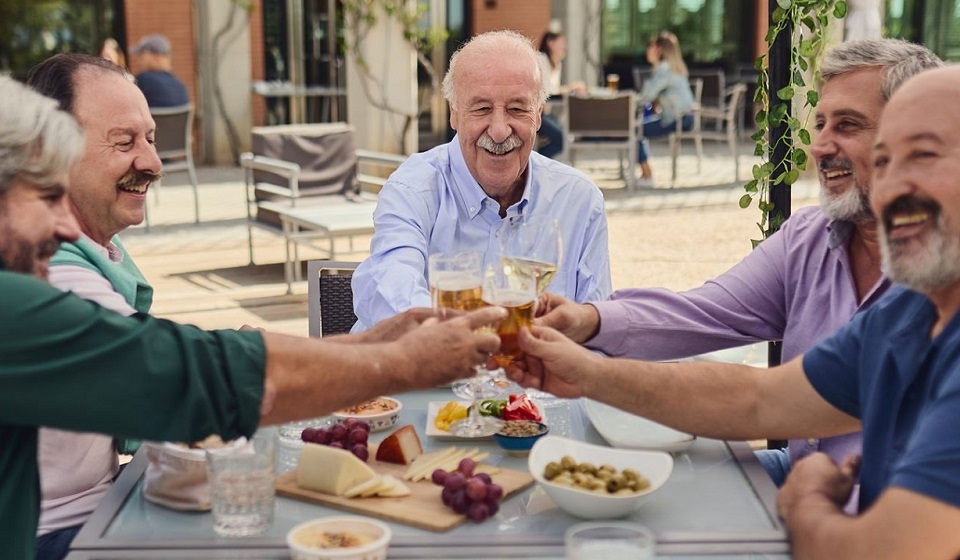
[130,34,188,108]
[509,65,960,559]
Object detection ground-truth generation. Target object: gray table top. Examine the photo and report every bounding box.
[72,389,789,557]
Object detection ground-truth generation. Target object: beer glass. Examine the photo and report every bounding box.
[483,260,537,369]
[428,252,501,437]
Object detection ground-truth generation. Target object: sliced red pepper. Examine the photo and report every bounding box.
[502,394,543,422]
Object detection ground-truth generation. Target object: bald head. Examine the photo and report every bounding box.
[871,65,960,295]
[441,30,547,110]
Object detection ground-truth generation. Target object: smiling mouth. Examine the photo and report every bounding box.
[823,169,852,180]
[883,196,939,239]
[119,183,149,194]
[891,212,930,228]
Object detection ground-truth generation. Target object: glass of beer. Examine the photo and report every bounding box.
[483,260,537,368]
[428,251,501,438]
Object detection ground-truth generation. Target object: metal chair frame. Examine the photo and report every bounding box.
[562,92,639,191]
[669,83,748,186]
[149,105,200,228]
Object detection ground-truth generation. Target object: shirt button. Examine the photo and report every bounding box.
[469,207,476,212]
[807,438,818,445]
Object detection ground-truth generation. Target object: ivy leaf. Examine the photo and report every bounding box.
[752,164,764,180]
[798,57,808,72]
[834,1,848,18]
[791,148,808,168]
[772,7,786,24]
[772,102,788,121]
[755,109,767,127]
[798,129,811,145]
[744,179,759,194]
[802,16,816,31]
[739,194,754,209]
[798,39,816,57]
[784,168,801,184]
[776,85,795,100]
[777,0,792,9]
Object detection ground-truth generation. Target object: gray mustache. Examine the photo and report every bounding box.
[477,134,522,155]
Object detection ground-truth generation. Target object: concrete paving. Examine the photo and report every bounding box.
[119,139,819,337]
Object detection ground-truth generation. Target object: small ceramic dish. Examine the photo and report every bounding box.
[332,397,402,432]
[493,421,549,456]
[287,516,391,560]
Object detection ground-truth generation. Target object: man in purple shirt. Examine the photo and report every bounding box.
[537,39,942,486]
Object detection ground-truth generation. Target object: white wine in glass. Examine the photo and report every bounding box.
[500,215,562,296]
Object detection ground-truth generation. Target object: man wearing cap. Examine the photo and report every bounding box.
[129,34,188,107]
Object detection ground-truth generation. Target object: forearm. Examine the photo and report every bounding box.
[582,358,767,440]
[259,332,415,425]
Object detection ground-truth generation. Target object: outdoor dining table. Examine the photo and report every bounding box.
[69,388,790,558]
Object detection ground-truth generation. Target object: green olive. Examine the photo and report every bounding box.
[543,462,562,480]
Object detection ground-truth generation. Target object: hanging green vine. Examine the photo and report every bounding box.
[340,0,447,153]
[741,0,847,244]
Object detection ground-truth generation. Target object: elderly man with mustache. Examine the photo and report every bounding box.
[350,30,612,332]
[25,54,165,560]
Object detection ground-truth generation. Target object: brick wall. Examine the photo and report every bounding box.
[123,0,198,105]
[471,0,551,44]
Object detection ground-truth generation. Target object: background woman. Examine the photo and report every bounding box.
[536,32,586,159]
[635,31,695,186]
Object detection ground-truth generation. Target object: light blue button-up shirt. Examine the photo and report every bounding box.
[351,136,612,332]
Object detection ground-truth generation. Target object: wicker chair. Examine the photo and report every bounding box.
[306,260,359,337]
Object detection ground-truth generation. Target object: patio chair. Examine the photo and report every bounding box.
[306,260,359,337]
[148,104,200,228]
[240,124,405,281]
[669,83,747,186]
[562,92,638,190]
[689,69,726,132]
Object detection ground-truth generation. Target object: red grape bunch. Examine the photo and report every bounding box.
[301,418,371,461]
[431,457,503,522]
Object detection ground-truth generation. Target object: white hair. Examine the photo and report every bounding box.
[441,30,548,109]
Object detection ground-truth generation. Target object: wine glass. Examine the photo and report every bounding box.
[500,215,563,297]
[499,215,564,402]
[428,251,502,438]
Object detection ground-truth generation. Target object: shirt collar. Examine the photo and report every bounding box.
[79,232,124,263]
[449,135,533,219]
[826,218,855,250]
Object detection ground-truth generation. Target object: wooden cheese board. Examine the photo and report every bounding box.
[275,444,535,531]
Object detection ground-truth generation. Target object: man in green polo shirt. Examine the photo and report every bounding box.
[0,74,504,560]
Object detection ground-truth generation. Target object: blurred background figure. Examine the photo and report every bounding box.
[98,38,126,69]
[129,33,188,108]
[535,31,586,160]
[635,31,695,187]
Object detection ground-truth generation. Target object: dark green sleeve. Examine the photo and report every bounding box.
[0,271,266,443]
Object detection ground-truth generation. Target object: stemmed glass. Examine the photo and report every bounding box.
[428,251,502,438]
[499,215,563,401]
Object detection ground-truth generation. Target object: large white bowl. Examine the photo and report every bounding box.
[528,435,673,519]
[583,398,695,452]
[287,516,391,560]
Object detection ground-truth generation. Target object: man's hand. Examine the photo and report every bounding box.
[357,307,435,343]
[535,293,601,343]
[393,306,505,388]
[505,325,601,398]
[778,452,860,524]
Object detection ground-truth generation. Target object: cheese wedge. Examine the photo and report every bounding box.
[343,475,386,498]
[297,443,376,496]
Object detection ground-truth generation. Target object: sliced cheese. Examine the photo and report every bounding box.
[474,463,501,476]
[403,446,458,481]
[343,475,386,498]
[361,475,395,497]
[297,443,376,496]
[378,475,412,497]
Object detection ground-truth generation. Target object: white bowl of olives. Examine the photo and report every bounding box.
[528,435,673,519]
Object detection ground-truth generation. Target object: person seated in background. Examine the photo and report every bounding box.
[536,38,943,495]
[98,38,126,69]
[535,31,586,159]
[351,30,612,332]
[510,64,960,559]
[0,75,506,560]
[25,53,161,560]
[129,34,188,107]
[634,31,695,187]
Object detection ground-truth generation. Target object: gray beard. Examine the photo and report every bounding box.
[820,184,873,223]
[880,215,960,293]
